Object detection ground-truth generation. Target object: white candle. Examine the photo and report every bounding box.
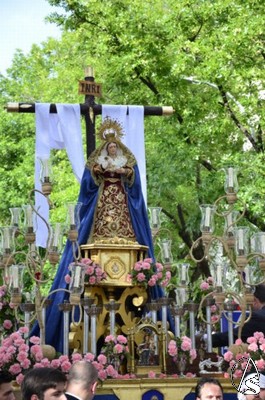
[43,159,49,177]
[26,207,33,227]
[152,209,158,224]
[216,265,222,286]
[162,242,170,259]
[238,229,244,250]
[261,234,265,254]
[244,266,250,284]
[73,266,81,288]
[181,265,186,282]
[53,224,60,247]
[68,205,75,225]
[3,228,10,249]
[204,207,211,227]
[228,167,234,187]
[13,265,19,288]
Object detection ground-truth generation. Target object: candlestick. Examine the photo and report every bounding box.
[82,297,94,354]
[58,301,72,355]
[186,302,199,349]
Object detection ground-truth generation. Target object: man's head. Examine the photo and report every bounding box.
[0,371,15,400]
[66,361,98,400]
[253,285,265,310]
[21,368,67,400]
[195,377,223,400]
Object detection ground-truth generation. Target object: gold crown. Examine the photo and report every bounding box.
[97,116,124,142]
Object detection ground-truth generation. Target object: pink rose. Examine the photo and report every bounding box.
[134,263,142,271]
[72,353,83,362]
[83,353,95,362]
[148,371,156,378]
[224,351,234,362]
[117,335,127,344]
[29,336,41,345]
[89,276,96,284]
[256,359,265,370]
[86,266,94,276]
[136,273,146,282]
[3,320,13,330]
[235,338,242,345]
[148,277,157,287]
[98,369,107,381]
[9,363,22,375]
[105,335,115,343]
[61,361,72,372]
[142,262,151,270]
[97,354,107,365]
[65,274,71,284]
[200,281,209,290]
[248,342,258,352]
[114,343,124,353]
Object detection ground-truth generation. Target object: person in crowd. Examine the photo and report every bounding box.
[195,377,223,400]
[65,361,98,400]
[21,368,67,400]
[211,284,265,347]
[0,371,15,400]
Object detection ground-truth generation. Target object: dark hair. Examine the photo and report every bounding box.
[0,371,13,386]
[195,377,223,398]
[21,368,67,400]
[254,284,265,303]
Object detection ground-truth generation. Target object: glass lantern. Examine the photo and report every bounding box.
[158,238,173,264]
[224,167,239,194]
[200,204,216,233]
[234,227,250,256]
[148,207,162,230]
[66,202,83,231]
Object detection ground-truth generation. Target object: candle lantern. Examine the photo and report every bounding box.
[66,202,82,242]
[224,167,239,204]
[176,262,190,286]
[9,207,22,231]
[234,226,249,268]
[0,227,15,266]
[68,262,86,305]
[224,210,239,248]
[252,231,265,271]
[48,223,64,265]
[158,238,173,264]
[8,263,25,305]
[22,204,36,244]
[199,204,216,244]
[175,287,187,307]
[148,207,162,233]
[39,157,52,196]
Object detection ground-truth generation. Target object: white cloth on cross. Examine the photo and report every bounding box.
[35,103,85,247]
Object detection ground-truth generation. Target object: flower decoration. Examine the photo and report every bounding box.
[168,336,197,365]
[64,258,107,286]
[224,332,265,379]
[0,327,133,384]
[100,334,129,366]
[130,258,171,288]
[0,284,17,338]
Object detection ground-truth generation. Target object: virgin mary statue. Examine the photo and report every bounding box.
[32,117,156,353]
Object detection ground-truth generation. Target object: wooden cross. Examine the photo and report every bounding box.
[6,66,174,158]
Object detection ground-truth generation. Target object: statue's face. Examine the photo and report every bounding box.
[107,142,117,156]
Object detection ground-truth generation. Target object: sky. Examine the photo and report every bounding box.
[0,0,63,74]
